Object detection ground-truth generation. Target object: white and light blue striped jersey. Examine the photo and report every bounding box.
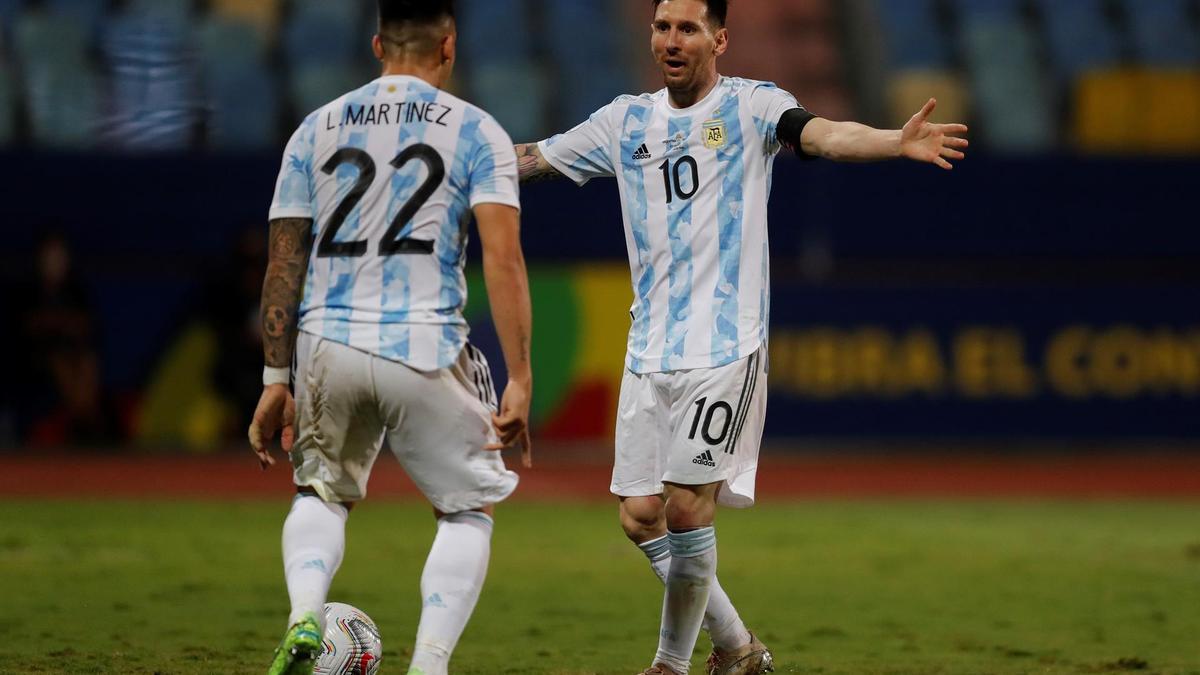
[270,74,520,372]
[538,77,801,374]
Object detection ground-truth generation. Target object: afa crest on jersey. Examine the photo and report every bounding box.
[703,119,727,150]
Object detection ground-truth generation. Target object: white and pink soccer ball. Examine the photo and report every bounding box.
[313,602,382,675]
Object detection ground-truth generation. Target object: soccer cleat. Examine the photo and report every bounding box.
[704,631,774,675]
[267,613,323,675]
[639,665,683,675]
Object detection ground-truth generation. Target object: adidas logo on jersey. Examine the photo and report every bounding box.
[632,143,652,160]
[692,450,716,467]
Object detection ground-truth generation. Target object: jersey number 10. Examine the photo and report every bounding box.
[317,144,446,258]
[659,155,699,204]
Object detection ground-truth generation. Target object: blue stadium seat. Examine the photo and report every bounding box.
[125,0,192,24]
[0,66,15,145]
[455,0,531,66]
[284,0,363,68]
[207,64,279,150]
[468,62,546,143]
[1035,0,1121,79]
[961,19,1055,151]
[14,9,89,65]
[952,0,1023,22]
[289,63,363,119]
[197,15,269,79]
[1124,0,1200,66]
[543,0,633,126]
[103,10,198,150]
[46,0,107,29]
[873,0,950,68]
[24,63,101,148]
[0,0,24,33]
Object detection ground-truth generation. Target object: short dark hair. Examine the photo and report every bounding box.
[378,0,456,29]
[378,0,456,57]
[652,0,728,27]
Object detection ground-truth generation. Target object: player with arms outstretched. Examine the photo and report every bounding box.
[249,2,533,674]
[515,1,967,673]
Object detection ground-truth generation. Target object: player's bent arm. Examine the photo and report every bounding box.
[792,99,969,170]
[475,203,532,384]
[261,218,314,368]
[514,143,565,184]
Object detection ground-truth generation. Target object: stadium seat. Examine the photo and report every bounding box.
[102,10,198,150]
[24,64,101,148]
[0,0,22,32]
[1072,70,1139,152]
[283,0,364,69]
[14,9,89,66]
[289,63,363,120]
[1124,0,1200,66]
[0,66,15,145]
[208,64,280,150]
[951,0,1023,22]
[211,0,284,37]
[872,0,950,68]
[1142,71,1200,153]
[887,70,969,130]
[125,0,192,25]
[455,0,531,66]
[467,62,547,143]
[961,19,1055,151]
[46,0,107,31]
[197,14,269,79]
[1034,0,1121,80]
[543,0,634,127]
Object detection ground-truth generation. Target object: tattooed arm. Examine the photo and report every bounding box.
[260,218,314,367]
[514,143,565,184]
[248,217,313,468]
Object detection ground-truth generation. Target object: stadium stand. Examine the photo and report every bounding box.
[0,0,1193,153]
[1035,0,1122,81]
[955,0,1056,150]
[0,65,14,144]
[1125,0,1200,66]
[874,0,950,68]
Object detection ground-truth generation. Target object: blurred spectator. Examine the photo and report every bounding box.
[14,230,115,446]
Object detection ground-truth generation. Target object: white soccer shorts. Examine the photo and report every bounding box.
[612,344,767,508]
[290,331,518,513]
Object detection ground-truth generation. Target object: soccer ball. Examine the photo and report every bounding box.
[313,602,382,675]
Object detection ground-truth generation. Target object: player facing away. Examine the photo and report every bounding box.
[515,1,967,673]
[248,1,533,674]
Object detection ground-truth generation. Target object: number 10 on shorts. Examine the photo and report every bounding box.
[687,397,734,449]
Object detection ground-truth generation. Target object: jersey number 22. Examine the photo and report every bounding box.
[317,144,445,258]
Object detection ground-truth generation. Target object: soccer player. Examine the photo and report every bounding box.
[514,1,967,673]
[248,2,533,674]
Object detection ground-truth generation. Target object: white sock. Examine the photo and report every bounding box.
[638,536,751,652]
[282,495,348,629]
[408,512,494,675]
[653,528,718,674]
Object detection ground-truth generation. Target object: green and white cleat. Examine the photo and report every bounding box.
[267,613,323,675]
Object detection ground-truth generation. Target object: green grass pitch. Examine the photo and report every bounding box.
[1,499,1198,674]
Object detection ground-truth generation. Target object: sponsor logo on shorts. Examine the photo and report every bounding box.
[692,450,716,467]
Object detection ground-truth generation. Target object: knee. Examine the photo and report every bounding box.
[663,486,716,530]
[618,496,666,543]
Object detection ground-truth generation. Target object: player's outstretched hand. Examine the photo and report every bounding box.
[248,384,296,470]
[487,379,532,468]
[901,98,969,170]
